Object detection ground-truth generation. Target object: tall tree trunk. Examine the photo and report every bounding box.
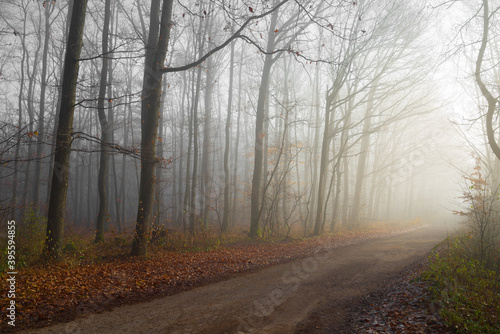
[46,0,73,211]
[45,0,89,259]
[281,57,291,225]
[176,71,188,227]
[131,0,173,256]
[182,70,194,233]
[189,66,202,235]
[108,1,122,232]
[475,0,500,161]
[95,0,112,243]
[121,80,133,229]
[231,46,244,227]
[34,1,53,209]
[307,54,321,231]
[12,11,28,221]
[200,55,214,226]
[87,107,93,228]
[349,82,377,226]
[188,10,209,235]
[155,78,168,226]
[249,7,279,238]
[222,38,235,233]
[313,92,335,236]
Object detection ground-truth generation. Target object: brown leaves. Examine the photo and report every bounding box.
[352,261,451,333]
[0,226,417,331]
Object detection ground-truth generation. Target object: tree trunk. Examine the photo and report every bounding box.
[45,0,89,259]
[176,71,188,227]
[307,54,321,231]
[188,65,203,235]
[349,82,377,226]
[200,55,214,226]
[231,47,245,227]
[182,71,194,233]
[34,1,53,209]
[475,0,500,161]
[313,92,334,236]
[45,0,73,212]
[249,7,279,238]
[12,12,28,221]
[131,0,173,256]
[222,38,235,233]
[108,1,122,232]
[155,78,168,227]
[188,10,209,235]
[95,0,112,243]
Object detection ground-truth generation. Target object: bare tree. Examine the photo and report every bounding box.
[95,0,112,243]
[45,0,89,259]
[131,0,173,256]
[475,0,500,161]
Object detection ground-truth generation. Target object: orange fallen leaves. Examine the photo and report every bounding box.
[0,226,413,331]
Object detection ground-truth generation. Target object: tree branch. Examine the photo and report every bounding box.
[160,0,290,73]
[475,0,500,160]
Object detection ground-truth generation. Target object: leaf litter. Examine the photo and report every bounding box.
[0,225,440,332]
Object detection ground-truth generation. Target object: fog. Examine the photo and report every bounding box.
[0,0,497,247]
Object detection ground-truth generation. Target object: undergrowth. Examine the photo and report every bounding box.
[0,211,420,270]
[423,235,500,334]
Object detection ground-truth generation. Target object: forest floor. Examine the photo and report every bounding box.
[1,222,455,333]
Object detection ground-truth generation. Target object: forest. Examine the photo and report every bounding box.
[1,0,500,332]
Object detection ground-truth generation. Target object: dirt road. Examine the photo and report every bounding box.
[22,225,451,334]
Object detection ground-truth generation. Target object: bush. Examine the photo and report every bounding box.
[0,205,47,269]
[19,206,47,263]
[454,155,500,270]
[423,235,500,333]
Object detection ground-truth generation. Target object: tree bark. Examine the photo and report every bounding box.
[131,0,173,256]
[189,66,203,235]
[45,0,89,259]
[231,46,245,227]
[34,1,53,209]
[222,38,236,233]
[249,7,279,238]
[475,0,500,161]
[349,82,377,226]
[182,70,194,233]
[313,92,335,236]
[95,0,112,243]
[200,55,214,226]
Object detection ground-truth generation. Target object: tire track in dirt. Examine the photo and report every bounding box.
[21,225,451,334]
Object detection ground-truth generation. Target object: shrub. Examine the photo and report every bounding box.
[454,155,500,270]
[18,206,47,264]
[423,235,500,333]
[0,205,47,269]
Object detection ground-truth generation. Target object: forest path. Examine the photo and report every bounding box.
[22,225,451,334]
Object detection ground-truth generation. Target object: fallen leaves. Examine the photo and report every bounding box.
[351,259,452,333]
[0,225,422,332]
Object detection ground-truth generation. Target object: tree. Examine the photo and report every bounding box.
[132,0,291,253]
[45,0,89,259]
[222,29,236,233]
[249,4,280,239]
[249,0,324,238]
[95,0,112,243]
[33,1,56,210]
[475,0,500,161]
[130,0,173,256]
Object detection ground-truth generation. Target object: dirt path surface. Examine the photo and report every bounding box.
[21,225,450,334]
